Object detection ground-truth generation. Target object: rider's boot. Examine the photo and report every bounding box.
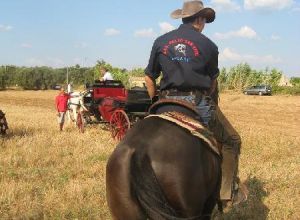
[220,149,248,209]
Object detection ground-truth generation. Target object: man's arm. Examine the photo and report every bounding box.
[55,96,60,116]
[144,39,161,99]
[206,46,219,96]
[145,75,156,99]
[208,78,217,96]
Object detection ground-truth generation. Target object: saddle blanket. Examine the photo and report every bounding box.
[147,111,220,156]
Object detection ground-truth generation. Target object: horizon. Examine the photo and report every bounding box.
[1,0,300,77]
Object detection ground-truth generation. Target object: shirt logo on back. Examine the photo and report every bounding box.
[162,38,199,63]
[174,44,187,57]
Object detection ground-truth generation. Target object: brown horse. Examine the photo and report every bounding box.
[0,110,8,135]
[106,112,222,220]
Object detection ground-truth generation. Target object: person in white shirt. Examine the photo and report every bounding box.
[100,66,114,81]
[67,83,73,94]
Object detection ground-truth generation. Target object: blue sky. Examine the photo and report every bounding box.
[0,0,300,77]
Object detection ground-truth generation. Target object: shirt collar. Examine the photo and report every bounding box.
[179,23,198,32]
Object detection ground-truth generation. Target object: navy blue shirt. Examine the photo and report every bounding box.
[145,23,219,91]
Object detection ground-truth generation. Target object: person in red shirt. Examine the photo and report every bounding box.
[55,87,69,131]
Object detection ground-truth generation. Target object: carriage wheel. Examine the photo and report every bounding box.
[110,110,130,141]
[76,112,84,133]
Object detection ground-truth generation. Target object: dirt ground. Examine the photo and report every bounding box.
[0,90,299,219]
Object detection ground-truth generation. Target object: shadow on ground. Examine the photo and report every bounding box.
[214,176,269,220]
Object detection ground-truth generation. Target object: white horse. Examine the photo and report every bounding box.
[67,91,88,125]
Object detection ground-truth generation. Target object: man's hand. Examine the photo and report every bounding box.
[56,112,60,117]
[145,75,157,99]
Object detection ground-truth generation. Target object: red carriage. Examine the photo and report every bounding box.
[78,80,152,140]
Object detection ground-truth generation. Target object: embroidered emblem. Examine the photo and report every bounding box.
[174,44,187,56]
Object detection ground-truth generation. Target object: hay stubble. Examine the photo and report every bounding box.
[0,91,299,219]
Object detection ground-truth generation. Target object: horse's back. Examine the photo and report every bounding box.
[107,117,221,219]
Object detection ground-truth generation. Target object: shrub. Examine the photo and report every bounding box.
[272,86,300,95]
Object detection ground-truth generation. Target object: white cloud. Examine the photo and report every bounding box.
[214,26,258,40]
[220,48,282,64]
[74,42,88,49]
[134,28,157,38]
[271,35,281,41]
[211,0,241,12]
[21,43,32,48]
[0,24,13,32]
[244,0,294,10]
[159,22,175,34]
[220,48,242,61]
[104,28,121,36]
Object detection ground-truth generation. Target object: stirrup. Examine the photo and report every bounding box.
[221,182,248,210]
[232,182,248,206]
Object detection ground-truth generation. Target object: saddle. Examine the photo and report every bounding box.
[148,99,221,157]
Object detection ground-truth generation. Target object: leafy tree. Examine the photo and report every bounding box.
[0,67,7,89]
[290,77,300,87]
[218,67,227,90]
[267,68,282,87]
[129,68,145,77]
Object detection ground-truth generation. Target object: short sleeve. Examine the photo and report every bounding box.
[144,40,161,80]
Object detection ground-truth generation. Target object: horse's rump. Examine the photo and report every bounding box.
[107,116,222,219]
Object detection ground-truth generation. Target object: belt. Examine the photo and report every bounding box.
[160,89,207,97]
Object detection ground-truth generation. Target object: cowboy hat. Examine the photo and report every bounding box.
[171,0,215,23]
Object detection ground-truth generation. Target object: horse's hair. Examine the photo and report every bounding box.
[0,110,8,135]
[0,110,5,117]
[130,148,204,220]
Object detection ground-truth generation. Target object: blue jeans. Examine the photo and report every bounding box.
[164,94,213,127]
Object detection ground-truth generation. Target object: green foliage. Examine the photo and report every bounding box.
[0,62,297,96]
[290,77,300,87]
[95,59,130,87]
[272,86,300,95]
[0,68,7,89]
[218,63,283,92]
[128,68,144,77]
[0,65,101,90]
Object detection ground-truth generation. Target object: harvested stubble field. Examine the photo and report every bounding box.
[0,90,299,220]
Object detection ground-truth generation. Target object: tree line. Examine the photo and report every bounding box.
[0,60,145,90]
[0,61,299,94]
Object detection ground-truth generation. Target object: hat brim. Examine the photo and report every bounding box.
[171,7,215,23]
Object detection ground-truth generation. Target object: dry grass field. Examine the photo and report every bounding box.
[0,90,299,219]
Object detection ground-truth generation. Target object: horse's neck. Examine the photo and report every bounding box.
[70,91,80,96]
[70,92,85,105]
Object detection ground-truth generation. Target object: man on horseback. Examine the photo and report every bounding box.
[145,0,247,208]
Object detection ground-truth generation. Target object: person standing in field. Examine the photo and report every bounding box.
[144,0,247,208]
[99,66,114,81]
[55,87,69,131]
